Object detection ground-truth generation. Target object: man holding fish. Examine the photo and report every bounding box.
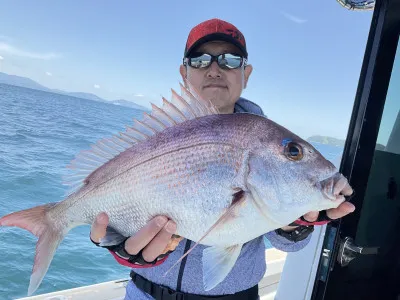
[0,17,356,300]
[89,18,356,300]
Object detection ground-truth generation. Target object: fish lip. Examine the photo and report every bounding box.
[319,170,341,184]
[321,188,337,201]
[317,171,342,202]
[315,180,334,201]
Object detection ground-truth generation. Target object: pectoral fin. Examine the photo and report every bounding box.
[202,244,243,291]
[163,190,246,277]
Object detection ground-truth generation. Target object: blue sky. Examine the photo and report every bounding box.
[377,40,400,147]
[0,1,374,139]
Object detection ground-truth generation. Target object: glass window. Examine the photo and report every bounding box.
[349,38,400,299]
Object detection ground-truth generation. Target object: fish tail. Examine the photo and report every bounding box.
[0,202,67,296]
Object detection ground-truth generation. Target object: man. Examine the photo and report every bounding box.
[90,18,355,300]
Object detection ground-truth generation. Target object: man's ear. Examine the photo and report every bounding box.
[180,64,187,82]
[243,64,253,89]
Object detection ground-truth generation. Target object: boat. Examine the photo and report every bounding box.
[9,0,400,298]
[15,249,286,300]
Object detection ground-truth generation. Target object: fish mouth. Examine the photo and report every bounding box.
[317,172,351,204]
[321,187,346,204]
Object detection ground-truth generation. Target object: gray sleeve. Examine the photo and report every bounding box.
[264,230,312,252]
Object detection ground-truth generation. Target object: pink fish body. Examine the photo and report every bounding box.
[0,80,352,295]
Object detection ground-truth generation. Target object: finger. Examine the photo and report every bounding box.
[303,211,319,222]
[90,212,109,243]
[326,201,356,219]
[141,220,177,262]
[124,216,168,255]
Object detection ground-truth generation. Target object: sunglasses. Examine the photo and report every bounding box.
[183,52,247,70]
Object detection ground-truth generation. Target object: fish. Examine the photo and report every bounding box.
[0,79,352,296]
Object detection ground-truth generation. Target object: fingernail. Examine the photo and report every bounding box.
[155,216,168,227]
[97,212,108,224]
[166,221,176,233]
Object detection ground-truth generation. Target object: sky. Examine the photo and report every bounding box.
[0,1,375,140]
[377,40,400,147]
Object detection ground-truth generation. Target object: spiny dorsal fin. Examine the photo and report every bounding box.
[62,80,220,196]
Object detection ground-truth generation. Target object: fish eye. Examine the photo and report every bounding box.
[284,142,304,161]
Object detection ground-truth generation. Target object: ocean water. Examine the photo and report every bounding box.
[0,83,343,299]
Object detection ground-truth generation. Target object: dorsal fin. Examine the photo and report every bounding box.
[62,80,220,196]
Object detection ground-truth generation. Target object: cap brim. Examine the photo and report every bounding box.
[185,33,248,58]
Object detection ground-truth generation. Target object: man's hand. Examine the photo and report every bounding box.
[280,201,356,232]
[303,201,356,223]
[281,174,355,232]
[90,212,183,263]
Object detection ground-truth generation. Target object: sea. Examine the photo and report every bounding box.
[0,83,343,299]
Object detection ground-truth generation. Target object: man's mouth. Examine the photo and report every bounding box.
[203,84,227,89]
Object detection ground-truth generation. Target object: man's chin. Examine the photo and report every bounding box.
[203,90,227,101]
[208,99,233,113]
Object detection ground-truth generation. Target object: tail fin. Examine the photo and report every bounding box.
[0,203,67,296]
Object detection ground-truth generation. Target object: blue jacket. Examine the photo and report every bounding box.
[123,98,312,299]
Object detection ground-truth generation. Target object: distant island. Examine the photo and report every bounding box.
[307,135,345,147]
[307,135,387,150]
[0,72,149,111]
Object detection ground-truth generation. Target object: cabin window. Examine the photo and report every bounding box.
[350,38,400,298]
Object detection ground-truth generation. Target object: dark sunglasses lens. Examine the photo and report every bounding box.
[218,54,242,69]
[189,54,212,68]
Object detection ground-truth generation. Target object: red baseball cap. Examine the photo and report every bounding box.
[184,18,248,58]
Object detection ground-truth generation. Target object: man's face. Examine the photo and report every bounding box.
[180,41,253,114]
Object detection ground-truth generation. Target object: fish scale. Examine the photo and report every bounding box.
[65,142,245,241]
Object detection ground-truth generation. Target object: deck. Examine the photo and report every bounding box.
[16,249,287,300]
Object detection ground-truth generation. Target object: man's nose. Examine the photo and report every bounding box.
[206,61,221,78]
